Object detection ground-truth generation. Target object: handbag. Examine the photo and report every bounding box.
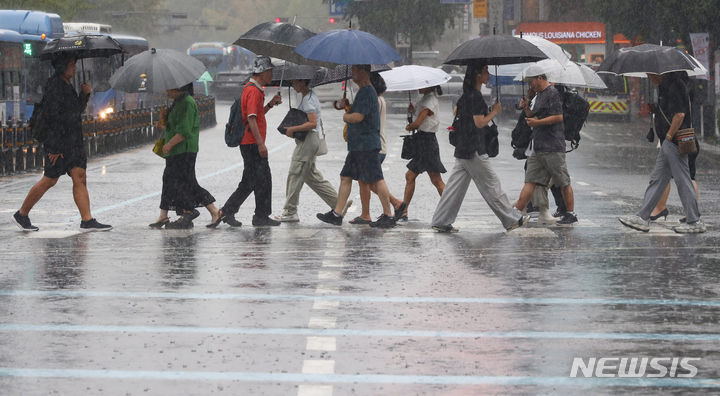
[316,119,328,156]
[401,131,417,160]
[152,138,165,158]
[485,121,499,158]
[658,94,697,155]
[278,108,309,141]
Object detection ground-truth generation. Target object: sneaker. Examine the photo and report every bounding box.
[557,212,578,225]
[80,218,113,232]
[432,224,459,233]
[165,217,193,229]
[341,200,353,217]
[277,213,299,222]
[252,215,281,227]
[618,215,650,232]
[223,215,243,228]
[674,220,706,234]
[317,210,342,226]
[370,213,396,228]
[537,208,558,225]
[182,209,200,221]
[12,211,38,232]
[553,209,566,218]
[506,214,531,232]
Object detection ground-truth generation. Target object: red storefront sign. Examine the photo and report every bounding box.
[515,22,630,44]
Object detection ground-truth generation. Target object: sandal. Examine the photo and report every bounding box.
[149,218,170,229]
[206,210,225,228]
[349,216,372,225]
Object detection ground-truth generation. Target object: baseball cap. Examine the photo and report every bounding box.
[522,64,547,82]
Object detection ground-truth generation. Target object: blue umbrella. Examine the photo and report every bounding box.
[294,29,401,65]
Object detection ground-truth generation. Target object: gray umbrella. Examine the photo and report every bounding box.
[109,48,206,93]
[234,22,335,68]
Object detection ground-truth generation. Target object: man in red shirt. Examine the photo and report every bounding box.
[214,56,282,227]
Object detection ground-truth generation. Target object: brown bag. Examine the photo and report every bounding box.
[676,128,698,155]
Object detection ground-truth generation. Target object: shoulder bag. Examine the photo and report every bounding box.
[658,96,697,155]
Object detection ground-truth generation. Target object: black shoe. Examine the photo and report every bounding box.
[149,218,170,229]
[80,218,113,231]
[317,210,342,226]
[252,215,281,227]
[223,214,243,227]
[432,224,458,233]
[394,202,408,221]
[679,217,687,224]
[526,202,539,213]
[552,209,566,218]
[12,211,38,232]
[370,214,396,228]
[182,209,200,221]
[165,217,193,229]
[649,208,668,221]
[557,212,578,225]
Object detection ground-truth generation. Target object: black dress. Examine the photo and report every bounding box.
[406,131,446,174]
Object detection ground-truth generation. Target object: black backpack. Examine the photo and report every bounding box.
[561,90,590,152]
[510,113,532,160]
[224,80,253,147]
[29,99,49,143]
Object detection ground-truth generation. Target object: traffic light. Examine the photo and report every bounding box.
[275,17,288,23]
[329,17,336,24]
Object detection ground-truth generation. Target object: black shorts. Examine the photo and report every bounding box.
[43,151,87,179]
[340,150,384,183]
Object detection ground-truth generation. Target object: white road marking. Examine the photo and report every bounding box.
[308,317,337,329]
[306,337,337,352]
[318,271,340,280]
[302,360,335,375]
[576,181,590,186]
[312,301,340,310]
[315,287,339,295]
[298,385,333,396]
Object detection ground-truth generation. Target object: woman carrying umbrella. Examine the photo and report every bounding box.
[431,64,529,233]
[151,83,220,229]
[12,54,112,232]
[400,85,447,219]
[276,78,340,222]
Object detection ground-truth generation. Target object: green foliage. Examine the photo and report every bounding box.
[339,0,462,50]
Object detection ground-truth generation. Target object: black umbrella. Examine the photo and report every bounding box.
[269,62,320,87]
[597,43,703,76]
[445,35,547,99]
[234,22,334,68]
[40,34,123,83]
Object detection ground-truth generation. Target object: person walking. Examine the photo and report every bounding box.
[276,78,345,222]
[400,85,446,219]
[12,54,111,232]
[431,64,529,233]
[317,64,396,228]
[151,83,220,229]
[210,56,282,228]
[513,66,578,225]
[620,72,705,233]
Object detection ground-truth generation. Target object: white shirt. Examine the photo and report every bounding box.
[414,91,440,133]
[378,96,387,154]
[297,90,322,132]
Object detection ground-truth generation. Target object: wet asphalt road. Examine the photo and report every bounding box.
[0,96,719,395]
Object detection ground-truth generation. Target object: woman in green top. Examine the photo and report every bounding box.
[150,83,220,229]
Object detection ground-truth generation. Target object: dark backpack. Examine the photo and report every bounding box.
[561,90,590,152]
[224,80,253,147]
[29,99,49,143]
[510,113,532,160]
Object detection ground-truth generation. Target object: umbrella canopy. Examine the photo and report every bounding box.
[597,44,703,76]
[295,29,401,65]
[269,62,321,87]
[40,34,122,61]
[311,64,391,87]
[513,60,607,89]
[109,48,206,93]
[379,65,450,92]
[234,21,333,67]
[444,35,548,66]
[519,35,571,66]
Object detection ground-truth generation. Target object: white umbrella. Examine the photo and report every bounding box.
[513,61,607,89]
[380,65,450,92]
[491,35,572,77]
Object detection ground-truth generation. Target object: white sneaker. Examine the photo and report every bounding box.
[674,220,706,234]
[537,208,557,225]
[619,215,650,232]
[277,213,299,222]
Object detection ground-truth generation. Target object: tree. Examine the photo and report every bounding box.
[331,0,463,63]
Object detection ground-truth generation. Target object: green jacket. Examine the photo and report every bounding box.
[164,94,200,157]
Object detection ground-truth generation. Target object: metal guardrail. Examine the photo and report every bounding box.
[0,96,217,177]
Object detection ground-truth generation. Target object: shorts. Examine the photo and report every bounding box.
[43,151,87,179]
[525,152,571,187]
[340,150,384,183]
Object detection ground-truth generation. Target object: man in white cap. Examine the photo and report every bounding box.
[214,55,283,227]
[515,64,578,225]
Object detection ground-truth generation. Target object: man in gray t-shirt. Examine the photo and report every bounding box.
[514,69,578,225]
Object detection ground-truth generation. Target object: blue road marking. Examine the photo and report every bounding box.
[0,368,718,388]
[1,289,719,308]
[1,323,719,342]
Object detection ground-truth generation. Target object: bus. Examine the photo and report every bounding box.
[0,10,64,122]
[226,45,254,72]
[63,22,111,34]
[0,29,24,124]
[187,42,228,77]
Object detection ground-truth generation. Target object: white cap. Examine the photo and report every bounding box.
[522,64,547,82]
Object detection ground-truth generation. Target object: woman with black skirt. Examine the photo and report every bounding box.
[400,85,446,219]
[151,83,220,229]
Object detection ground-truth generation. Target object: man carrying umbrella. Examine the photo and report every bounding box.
[12,53,112,231]
[213,56,283,227]
[513,65,578,226]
